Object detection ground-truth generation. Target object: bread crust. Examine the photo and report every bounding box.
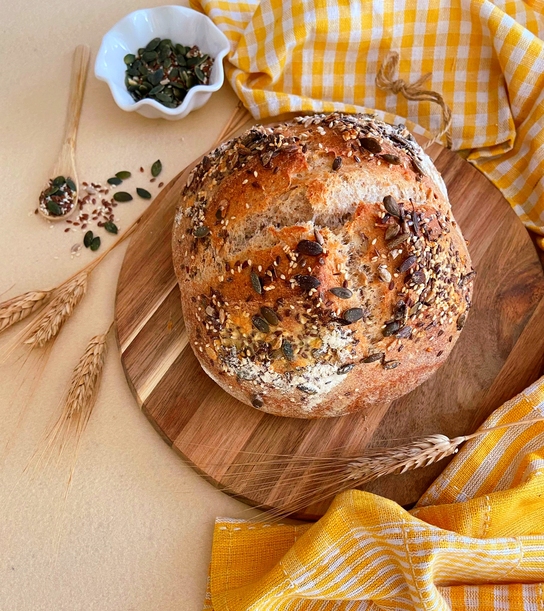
[172,113,474,418]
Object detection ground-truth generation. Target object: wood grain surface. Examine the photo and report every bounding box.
[115,137,544,519]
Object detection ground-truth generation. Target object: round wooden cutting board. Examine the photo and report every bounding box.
[115,134,544,519]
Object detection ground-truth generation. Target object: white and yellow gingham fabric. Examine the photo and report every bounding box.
[204,376,544,610]
[193,0,544,237]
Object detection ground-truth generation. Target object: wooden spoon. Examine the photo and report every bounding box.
[38,45,91,221]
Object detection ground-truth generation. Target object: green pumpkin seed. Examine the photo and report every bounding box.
[250,271,262,294]
[66,177,76,191]
[83,231,94,247]
[169,68,179,79]
[186,56,204,67]
[147,69,163,86]
[195,67,205,82]
[151,159,162,177]
[138,64,149,76]
[113,191,133,202]
[46,201,62,216]
[282,339,295,361]
[90,236,101,251]
[115,171,131,180]
[155,92,173,103]
[177,54,187,67]
[107,177,123,186]
[45,185,59,197]
[193,225,210,238]
[260,306,279,326]
[175,44,187,55]
[142,51,158,62]
[52,175,65,186]
[136,188,152,199]
[104,221,118,234]
[252,315,270,334]
[124,53,136,65]
[145,38,161,51]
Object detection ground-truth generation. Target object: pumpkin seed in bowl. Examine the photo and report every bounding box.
[124,38,214,108]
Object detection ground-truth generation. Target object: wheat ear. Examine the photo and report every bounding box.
[215,417,544,520]
[22,271,89,348]
[347,417,544,483]
[34,325,111,472]
[0,291,52,332]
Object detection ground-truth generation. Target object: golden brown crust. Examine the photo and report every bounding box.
[172,113,474,418]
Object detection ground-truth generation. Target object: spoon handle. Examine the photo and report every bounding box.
[62,45,91,149]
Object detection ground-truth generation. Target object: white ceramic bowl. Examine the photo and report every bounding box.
[95,6,230,120]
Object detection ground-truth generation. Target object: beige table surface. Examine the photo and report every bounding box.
[0,2,257,609]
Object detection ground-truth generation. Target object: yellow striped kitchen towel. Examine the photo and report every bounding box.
[193,0,544,240]
[204,375,544,610]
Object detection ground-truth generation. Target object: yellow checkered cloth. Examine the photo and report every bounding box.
[192,1,544,608]
[193,0,544,236]
[204,376,544,610]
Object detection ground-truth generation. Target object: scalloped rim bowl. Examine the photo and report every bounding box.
[95,6,230,120]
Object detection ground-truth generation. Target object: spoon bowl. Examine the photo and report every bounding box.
[39,45,90,221]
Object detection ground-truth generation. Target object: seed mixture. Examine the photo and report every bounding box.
[124,39,214,108]
[37,161,163,255]
[39,176,76,217]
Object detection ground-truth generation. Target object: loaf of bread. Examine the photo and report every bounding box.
[172,113,474,418]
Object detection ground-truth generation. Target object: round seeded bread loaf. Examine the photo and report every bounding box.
[172,113,474,418]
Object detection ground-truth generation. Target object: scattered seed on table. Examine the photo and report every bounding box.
[104,221,118,234]
[151,159,162,177]
[136,188,152,199]
[113,192,133,202]
[83,231,94,248]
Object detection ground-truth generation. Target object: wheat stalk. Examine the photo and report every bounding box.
[0,290,52,332]
[34,325,111,473]
[216,417,544,520]
[22,272,88,347]
[345,433,464,482]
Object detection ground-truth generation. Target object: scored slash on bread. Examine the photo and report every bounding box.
[172,113,474,418]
